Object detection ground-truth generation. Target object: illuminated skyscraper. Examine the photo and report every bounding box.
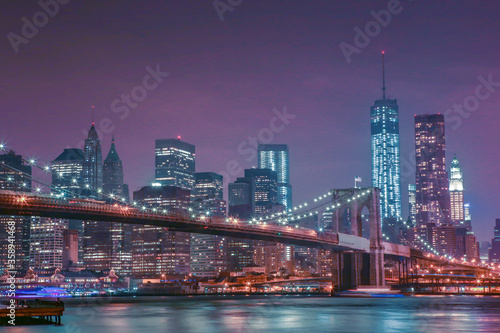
[408,184,417,226]
[29,217,68,269]
[103,136,129,201]
[0,151,31,271]
[449,154,465,225]
[370,52,402,221]
[414,114,451,225]
[190,172,227,277]
[51,148,84,196]
[0,151,31,192]
[101,138,133,275]
[82,112,103,195]
[155,138,195,190]
[229,168,279,217]
[258,144,292,209]
[132,185,191,277]
[489,219,500,262]
[82,114,113,272]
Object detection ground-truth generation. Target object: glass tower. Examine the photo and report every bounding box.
[103,137,129,201]
[190,172,227,277]
[155,138,195,190]
[408,184,417,226]
[370,52,402,221]
[0,151,32,271]
[51,148,84,196]
[414,114,450,225]
[258,144,292,210]
[449,154,465,225]
[82,119,103,196]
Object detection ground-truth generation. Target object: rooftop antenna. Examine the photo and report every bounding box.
[382,51,386,100]
[92,105,95,125]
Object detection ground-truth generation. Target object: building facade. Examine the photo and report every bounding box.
[82,121,103,195]
[449,154,465,225]
[102,137,132,276]
[29,217,68,269]
[51,148,84,196]
[414,114,451,226]
[489,219,500,262]
[155,138,195,190]
[0,151,32,272]
[408,184,417,226]
[258,144,292,210]
[103,137,128,201]
[132,185,191,277]
[190,172,228,277]
[370,53,402,223]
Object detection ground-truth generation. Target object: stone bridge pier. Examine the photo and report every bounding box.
[330,187,385,290]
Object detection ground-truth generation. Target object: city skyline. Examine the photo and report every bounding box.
[2,0,500,246]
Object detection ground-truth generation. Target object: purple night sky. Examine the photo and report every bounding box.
[1,1,499,242]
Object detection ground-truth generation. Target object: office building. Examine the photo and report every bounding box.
[449,154,465,225]
[258,144,292,209]
[103,137,132,275]
[229,168,278,217]
[29,217,68,269]
[0,151,32,271]
[489,219,500,262]
[456,228,479,260]
[103,137,129,201]
[408,184,417,226]
[132,185,191,277]
[51,148,84,196]
[155,138,195,190]
[82,117,103,194]
[62,229,79,269]
[414,114,451,225]
[371,53,402,221]
[190,172,228,277]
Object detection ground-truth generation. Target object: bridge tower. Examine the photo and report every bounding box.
[330,187,384,289]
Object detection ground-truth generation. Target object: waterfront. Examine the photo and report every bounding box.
[3,295,500,332]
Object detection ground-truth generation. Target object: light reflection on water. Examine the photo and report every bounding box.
[4,295,500,333]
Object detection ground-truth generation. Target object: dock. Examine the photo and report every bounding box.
[0,300,64,325]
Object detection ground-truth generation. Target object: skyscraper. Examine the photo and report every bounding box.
[132,185,191,277]
[51,148,84,196]
[51,149,83,267]
[408,184,417,226]
[370,52,402,221]
[246,168,279,216]
[190,172,227,277]
[449,154,465,225]
[155,138,195,190]
[102,137,133,275]
[258,144,292,209]
[0,151,32,192]
[103,136,128,201]
[414,114,451,225]
[0,151,32,271]
[82,116,111,272]
[29,217,68,269]
[489,219,500,262]
[82,114,103,195]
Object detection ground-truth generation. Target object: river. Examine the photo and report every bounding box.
[4,295,500,332]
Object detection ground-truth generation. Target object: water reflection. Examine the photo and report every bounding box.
[4,295,500,333]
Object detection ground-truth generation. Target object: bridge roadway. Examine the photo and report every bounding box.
[0,190,412,256]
